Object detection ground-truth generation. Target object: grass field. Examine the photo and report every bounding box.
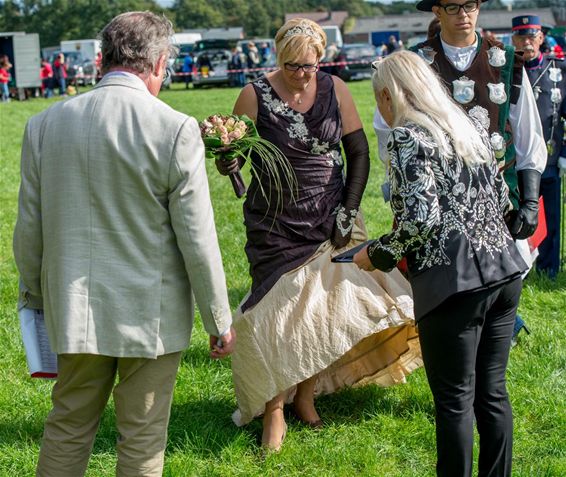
[1,82,565,476]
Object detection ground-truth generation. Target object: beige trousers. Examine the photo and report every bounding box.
[36,351,183,477]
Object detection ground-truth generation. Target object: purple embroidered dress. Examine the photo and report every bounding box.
[243,71,344,310]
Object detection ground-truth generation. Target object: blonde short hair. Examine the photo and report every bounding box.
[275,18,326,66]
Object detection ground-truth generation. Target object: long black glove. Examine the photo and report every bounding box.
[214,156,244,176]
[332,129,370,248]
[507,169,541,240]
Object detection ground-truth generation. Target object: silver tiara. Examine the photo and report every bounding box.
[283,23,323,42]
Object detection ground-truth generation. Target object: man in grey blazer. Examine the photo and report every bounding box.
[13,11,235,477]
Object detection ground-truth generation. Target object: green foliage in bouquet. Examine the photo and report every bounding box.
[200,114,297,213]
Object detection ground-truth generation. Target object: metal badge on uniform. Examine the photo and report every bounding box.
[487,46,506,67]
[551,87,562,104]
[487,82,507,105]
[549,67,562,83]
[418,46,437,65]
[468,105,490,130]
[490,132,506,160]
[453,76,475,104]
[533,85,541,100]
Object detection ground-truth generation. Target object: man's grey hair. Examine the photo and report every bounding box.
[99,11,177,75]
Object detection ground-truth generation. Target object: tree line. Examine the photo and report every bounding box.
[0,0,403,48]
[1,0,563,49]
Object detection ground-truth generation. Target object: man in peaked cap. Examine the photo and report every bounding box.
[372,1,547,476]
[513,14,566,280]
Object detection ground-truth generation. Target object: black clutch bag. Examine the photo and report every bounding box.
[331,240,373,263]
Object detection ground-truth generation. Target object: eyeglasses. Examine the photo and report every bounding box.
[284,63,319,73]
[162,67,171,82]
[438,1,479,15]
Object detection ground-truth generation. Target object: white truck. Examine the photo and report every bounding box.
[322,26,343,48]
[171,32,202,47]
[0,31,41,99]
[59,39,101,86]
[60,39,101,62]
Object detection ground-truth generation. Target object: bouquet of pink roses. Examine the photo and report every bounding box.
[200,114,296,203]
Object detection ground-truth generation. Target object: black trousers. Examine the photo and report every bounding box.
[418,277,522,477]
[537,170,561,278]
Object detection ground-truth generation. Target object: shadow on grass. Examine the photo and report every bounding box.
[166,396,247,457]
[314,384,435,424]
[0,384,433,464]
[0,395,245,458]
[0,405,119,451]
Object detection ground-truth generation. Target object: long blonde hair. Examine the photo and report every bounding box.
[372,50,492,166]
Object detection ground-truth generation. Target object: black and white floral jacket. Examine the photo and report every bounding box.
[368,122,526,320]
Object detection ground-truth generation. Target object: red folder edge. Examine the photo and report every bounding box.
[528,196,547,251]
[31,372,57,379]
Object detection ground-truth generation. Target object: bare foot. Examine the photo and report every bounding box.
[293,395,322,427]
[261,407,287,452]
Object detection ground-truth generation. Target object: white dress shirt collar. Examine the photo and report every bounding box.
[440,34,479,71]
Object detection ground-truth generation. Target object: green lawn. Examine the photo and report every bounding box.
[1,82,565,476]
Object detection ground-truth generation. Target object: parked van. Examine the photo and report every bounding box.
[172,32,202,46]
[60,39,100,62]
[321,26,343,48]
[0,31,41,99]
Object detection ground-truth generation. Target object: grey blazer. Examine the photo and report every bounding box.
[14,74,232,358]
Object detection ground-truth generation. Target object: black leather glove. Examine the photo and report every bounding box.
[507,169,541,240]
[331,129,370,248]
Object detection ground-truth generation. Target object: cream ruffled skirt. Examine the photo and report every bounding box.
[231,220,422,426]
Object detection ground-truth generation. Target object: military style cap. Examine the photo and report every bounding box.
[416,0,488,13]
[511,15,542,35]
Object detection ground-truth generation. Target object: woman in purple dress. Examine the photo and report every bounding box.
[218,18,422,452]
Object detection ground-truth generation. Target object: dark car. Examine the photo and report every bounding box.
[321,43,379,81]
[192,49,232,88]
[193,39,236,53]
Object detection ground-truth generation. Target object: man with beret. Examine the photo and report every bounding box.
[372,1,547,476]
[513,14,566,279]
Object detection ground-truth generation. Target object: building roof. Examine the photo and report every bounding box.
[285,11,349,28]
[349,8,556,36]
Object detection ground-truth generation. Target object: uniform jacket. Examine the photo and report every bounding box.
[368,122,527,320]
[525,54,566,171]
[13,73,232,358]
[414,35,524,208]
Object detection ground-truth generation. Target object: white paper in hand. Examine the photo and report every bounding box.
[19,308,58,378]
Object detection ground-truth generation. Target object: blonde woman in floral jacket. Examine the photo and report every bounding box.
[355,50,526,477]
